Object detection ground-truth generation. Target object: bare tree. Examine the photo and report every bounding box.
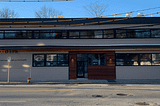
[35,5,62,18]
[83,1,108,17]
[0,8,18,18]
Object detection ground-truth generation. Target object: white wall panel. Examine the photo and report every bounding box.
[116,66,160,79]
[0,52,69,82]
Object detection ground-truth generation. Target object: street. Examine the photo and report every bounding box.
[0,84,160,106]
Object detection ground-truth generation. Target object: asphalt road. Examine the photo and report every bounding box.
[0,84,160,106]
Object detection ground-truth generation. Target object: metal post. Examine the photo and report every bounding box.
[8,63,10,83]
[30,65,31,78]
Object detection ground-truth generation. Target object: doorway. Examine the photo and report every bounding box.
[77,54,88,78]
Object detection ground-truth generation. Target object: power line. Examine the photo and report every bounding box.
[102,6,160,17]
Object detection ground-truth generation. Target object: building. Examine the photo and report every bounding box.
[0,17,160,82]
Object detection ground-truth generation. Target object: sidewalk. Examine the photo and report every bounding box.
[1,79,160,85]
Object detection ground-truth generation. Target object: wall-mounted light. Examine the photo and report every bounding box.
[70,57,74,61]
[109,57,112,62]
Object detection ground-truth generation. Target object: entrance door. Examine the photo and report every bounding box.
[77,61,84,78]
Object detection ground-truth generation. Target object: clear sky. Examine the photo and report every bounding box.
[0,0,160,18]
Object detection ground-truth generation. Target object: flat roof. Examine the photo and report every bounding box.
[0,17,160,26]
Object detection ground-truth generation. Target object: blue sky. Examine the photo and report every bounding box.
[0,0,160,18]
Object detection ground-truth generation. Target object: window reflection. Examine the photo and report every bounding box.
[0,31,4,39]
[116,30,127,38]
[94,31,103,38]
[152,54,160,65]
[34,31,39,39]
[5,31,27,39]
[127,29,150,38]
[104,30,114,38]
[140,54,151,65]
[88,54,106,66]
[69,31,79,38]
[151,29,160,38]
[80,31,94,38]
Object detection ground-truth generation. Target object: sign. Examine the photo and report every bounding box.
[0,50,18,54]
[0,50,5,53]
[7,57,11,64]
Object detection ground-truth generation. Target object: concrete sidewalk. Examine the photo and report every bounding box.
[1,79,160,85]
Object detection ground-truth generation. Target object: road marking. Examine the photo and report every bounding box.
[0,89,72,92]
[0,101,26,103]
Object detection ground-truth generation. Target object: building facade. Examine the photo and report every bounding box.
[0,17,160,82]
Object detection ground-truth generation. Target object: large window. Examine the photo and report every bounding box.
[127,29,150,38]
[151,29,160,38]
[0,29,160,39]
[33,54,68,67]
[116,53,160,66]
[40,30,61,39]
[88,54,106,66]
[77,53,106,66]
[116,54,138,66]
[5,31,27,39]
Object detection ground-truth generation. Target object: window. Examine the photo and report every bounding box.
[33,54,68,67]
[27,31,32,38]
[80,31,94,38]
[5,31,27,39]
[116,54,125,66]
[152,54,160,65]
[1,29,160,39]
[128,29,150,38]
[139,54,151,65]
[34,31,39,39]
[77,54,88,61]
[57,54,68,66]
[0,31,4,39]
[116,54,138,66]
[116,30,127,38]
[33,54,45,67]
[116,53,159,66]
[69,31,79,38]
[46,54,57,66]
[88,54,106,66]
[94,31,103,38]
[40,30,61,39]
[151,29,160,38]
[62,31,67,38]
[104,30,114,38]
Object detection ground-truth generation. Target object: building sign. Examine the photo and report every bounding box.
[0,50,18,54]
[0,50,5,53]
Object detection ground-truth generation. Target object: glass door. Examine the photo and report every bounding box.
[77,61,84,78]
[77,54,88,78]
